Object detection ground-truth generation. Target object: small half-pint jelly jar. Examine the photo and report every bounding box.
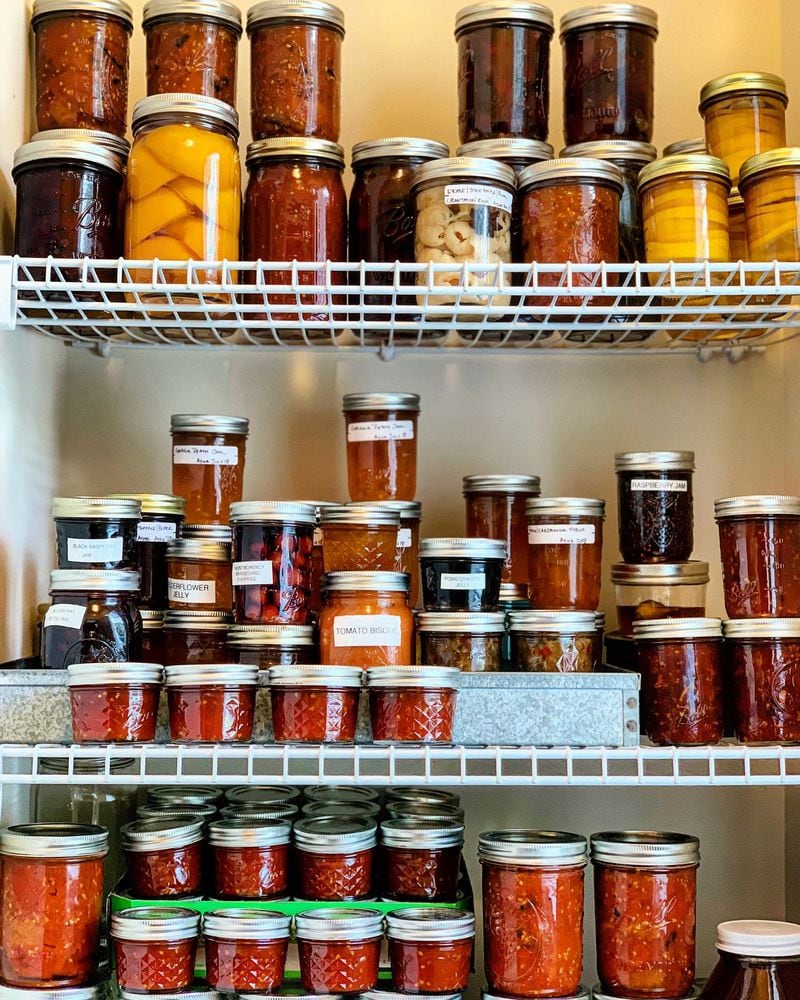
[296,907,385,995]
[204,909,291,993]
[294,816,377,902]
[208,817,291,899]
[165,663,258,741]
[269,664,363,742]
[68,662,162,742]
[381,817,464,902]
[367,666,460,743]
[387,907,475,993]
[110,907,200,994]
[121,818,205,898]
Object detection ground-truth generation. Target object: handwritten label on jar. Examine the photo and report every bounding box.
[629,479,689,492]
[528,524,596,544]
[173,445,239,466]
[44,604,86,630]
[441,572,486,590]
[333,615,402,647]
[137,521,178,543]
[444,183,514,214]
[397,528,412,549]
[313,527,323,547]
[67,536,123,563]
[232,562,274,587]
[168,579,217,604]
[346,421,414,442]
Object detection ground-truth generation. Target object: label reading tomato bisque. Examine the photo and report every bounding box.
[173,445,239,466]
[232,562,274,587]
[137,521,178,543]
[441,572,485,590]
[444,183,514,214]
[397,528,412,549]
[67,536,123,563]
[346,421,415,443]
[44,604,86,630]
[333,615,402,648]
[629,479,688,492]
[168,579,216,604]
[528,524,596,545]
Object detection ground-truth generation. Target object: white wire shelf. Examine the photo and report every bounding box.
[3,256,800,357]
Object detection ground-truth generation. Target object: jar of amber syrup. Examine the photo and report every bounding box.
[228,623,317,667]
[121,818,205,898]
[208,818,291,900]
[612,561,709,635]
[269,664,362,742]
[108,494,186,609]
[163,610,232,664]
[320,504,401,573]
[140,609,165,663]
[377,500,422,609]
[319,571,414,668]
[294,817,377,901]
[615,451,695,563]
[111,907,200,993]
[171,414,249,524]
[463,475,541,586]
[739,148,800,262]
[367,666,460,743]
[526,498,605,610]
[381,817,464,902]
[53,497,141,571]
[343,392,420,502]
[166,534,232,612]
[165,663,259,742]
[204,908,291,993]
[387,908,475,994]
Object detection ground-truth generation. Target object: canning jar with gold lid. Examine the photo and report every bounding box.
[739,147,800,262]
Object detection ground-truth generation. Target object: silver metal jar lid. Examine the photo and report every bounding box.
[227,623,315,646]
[386,908,475,942]
[366,666,461,689]
[268,664,364,687]
[121,818,205,851]
[716,920,800,959]
[107,493,186,517]
[239,994,341,1000]
[365,993,460,1000]
[171,414,249,435]
[420,537,506,560]
[137,803,217,820]
[32,0,134,28]
[590,831,700,866]
[322,571,410,593]
[132,94,239,135]
[700,72,788,110]
[320,504,401,527]
[663,138,707,156]
[478,830,588,866]
[352,138,450,165]
[561,140,657,164]
[295,907,384,942]
[203,909,291,940]
[220,803,299,820]
[230,501,317,524]
[120,992,217,1000]
[614,450,695,472]
[411,157,517,192]
[633,617,722,640]
[166,537,230,561]
[207,817,292,847]
[181,524,232,541]
[246,137,345,168]
[457,138,554,162]
[518,157,624,193]
[714,494,800,518]
[67,663,163,686]
[165,663,257,686]
[50,569,141,592]
[387,788,460,805]
[595,612,605,628]
[723,618,800,639]
[487,991,589,1000]
[52,496,141,519]
[164,610,232,631]
[0,823,108,859]
[526,497,606,518]
[462,474,541,494]
[143,0,243,31]
[374,501,422,522]
[294,817,377,854]
[380,817,464,848]
[149,785,220,803]
[31,127,130,159]
[305,786,380,803]
[499,582,531,603]
[610,561,710,585]
[417,612,506,634]
[455,2,555,34]
[386,801,465,823]
[110,907,200,942]
[247,0,345,34]
[303,801,381,819]
[592,989,699,1000]
[560,3,658,35]
[509,610,597,634]
[342,392,421,413]
[141,609,164,628]
[638,154,731,193]
[227,785,302,804]
[0,987,109,1000]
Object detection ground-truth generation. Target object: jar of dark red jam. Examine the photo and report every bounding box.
[171,414,249,525]
[165,663,258,742]
[121,818,205,898]
[67,662,162,743]
[269,664,362,742]
[715,495,800,618]
[204,909,291,992]
[479,830,588,998]
[303,800,381,821]
[381,818,464,902]
[343,393,421,503]
[226,784,302,807]
[108,493,186,608]
[702,919,800,1000]
[367,666,460,743]
[526,499,605,611]
[208,818,291,899]
[591,831,699,999]
[296,908,384,994]
[0,824,108,988]
[111,907,199,993]
[612,562,709,635]
[417,612,505,672]
[229,623,317,667]
[53,497,141,571]
[615,451,695,563]
[420,538,505,612]
[463,476,541,586]
[140,610,165,663]
[633,618,724,745]
[294,817,377,901]
[163,610,232,664]
[387,908,474,994]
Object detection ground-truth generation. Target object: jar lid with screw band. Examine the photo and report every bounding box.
[202,909,292,940]
[295,908,384,942]
[478,830,588,866]
[111,907,200,942]
[121,818,205,852]
[590,831,700,866]
[386,908,475,942]
[294,817,378,854]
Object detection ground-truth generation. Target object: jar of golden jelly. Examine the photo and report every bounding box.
[700,73,788,185]
[739,147,800,262]
[343,393,420,502]
[171,414,249,524]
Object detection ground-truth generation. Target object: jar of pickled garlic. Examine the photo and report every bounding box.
[377,500,422,609]
[420,537,506,612]
[615,450,695,563]
[143,0,243,106]
[319,571,415,668]
[418,611,505,671]
[480,829,588,998]
[320,504,401,573]
[228,623,317,667]
[509,610,597,672]
[367,666,460,743]
[526,498,605,611]
[455,2,554,143]
[68,662,162,743]
[700,73,788,184]
[560,5,658,144]
[343,392,421,502]
[591,831,699,998]
[204,908,291,993]
[171,413,248,523]
[165,662,258,741]
[107,494,186,608]
[463,475,541,586]
[208,818,292,900]
[293,817,377,901]
[739,147,800,261]
[0,823,109,988]
[125,93,241,296]
[166,535,231,611]
[53,497,141,571]
[163,609,231,663]
[703,920,800,1000]
[121,817,205,897]
[296,908,384,995]
[387,908,475,993]
[611,561,709,635]
[247,0,345,141]
[32,0,133,136]
[269,664,362,742]
[111,907,200,993]
[141,609,165,663]
[381,817,464,902]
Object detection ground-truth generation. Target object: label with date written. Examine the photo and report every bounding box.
[346,421,414,442]
[168,579,216,604]
[528,524,596,545]
[444,183,513,214]
[173,445,239,466]
[44,604,86,630]
[232,562,274,587]
[333,615,402,647]
[441,572,485,590]
[397,528,412,549]
[137,521,178,543]
[67,536,123,563]
[629,479,688,492]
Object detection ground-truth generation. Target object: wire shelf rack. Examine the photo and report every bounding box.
[4,256,800,356]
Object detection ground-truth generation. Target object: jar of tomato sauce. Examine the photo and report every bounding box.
[165,663,259,742]
[269,664,363,743]
[367,666,461,743]
[526,498,605,610]
[480,829,587,998]
[171,414,249,525]
[294,817,377,901]
[110,907,200,993]
[381,817,464,902]
[121,818,205,898]
[67,662,162,743]
[208,818,291,900]
[591,831,699,998]
[0,824,108,988]
[387,907,475,994]
[343,392,421,502]
[296,908,384,994]
[204,909,291,993]
[463,475,541,587]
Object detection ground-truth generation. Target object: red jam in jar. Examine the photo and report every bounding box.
[203,908,291,993]
[67,663,162,743]
[480,830,587,998]
[294,817,377,901]
[111,907,199,993]
[367,666,460,743]
[381,818,464,902]
[121,818,205,898]
[387,907,475,993]
[296,907,384,994]
[269,664,362,742]
[208,818,291,899]
[0,824,108,988]
[165,663,258,741]
[592,831,699,999]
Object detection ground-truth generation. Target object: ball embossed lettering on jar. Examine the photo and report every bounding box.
[269,664,362,743]
[67,662,162,743]
[171,414,249,525]
[121,818,205,898]
[463,475,541,586]
[420,537,505,612]
[165,663,258,742]
[208,818,291,900]
[343,393,421,502]
[294,817,377,902]
[387,908,475,994]
[418,612,505,671]
[527,498,605,611]
[204,908,291,993]
[110,907,200,993]
[368,666,460,744]
[381,818,464,903]
[296,908,384,995]
[616,451,695,563]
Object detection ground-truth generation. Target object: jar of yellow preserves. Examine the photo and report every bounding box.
[739,147,800,262]
[125,92,241,300]
[700,73,788,185]
[727,187,777,322]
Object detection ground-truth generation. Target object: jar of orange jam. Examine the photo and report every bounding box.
[343,393,420,502]
[526,498,605,611]
[171,414,249,524]
[166,531,232,612]
[320,505,401,573]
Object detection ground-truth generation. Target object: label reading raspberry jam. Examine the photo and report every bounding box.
[528,524,596,544]
[629,479,688,492]
[346,421,414,442]
[168,578,216,603]
[397,528,412,548]
[441,572,485,590]
[44,604,86,630]
[67,536,123,563]
[137,521,178,543]
[333,615,402,647]
[232,561,274,586]
[173,445,239,466]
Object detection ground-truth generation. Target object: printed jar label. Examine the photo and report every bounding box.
[44,604,86,630]
[137,521,178,543]
[629,479,688,493]
[444,183,514,214]
[441,572,485,590]
[173,445,239,466]
[346,420,415,443]
[528,524,596,545]
[232,561,274,587]
[168,578,217,604]
[397,527,412,549]
[67,536,123,563]
[333,615,402,648]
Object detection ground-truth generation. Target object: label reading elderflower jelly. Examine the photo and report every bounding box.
[333,615,402,648]
[168,578,216,604]
[346,421,414,443]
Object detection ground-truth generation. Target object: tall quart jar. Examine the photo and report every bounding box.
[702,920,800,1000]
[343,392,421,502]
[463,475,541,586]
[615,450,695,563]
[171,414,249,524]
[739,147,800,262]
[526,498,605,611]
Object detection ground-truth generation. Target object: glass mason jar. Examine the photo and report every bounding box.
[700,73,788,185]
[702,920,800,1000]
[343,392,421,502]
[121,817,205,897]
[208,818,292,900]
[560,4,658,144]
[319,571,415,668]
[633,617,724,745]
[53,497,141,571]
[499,582,532,667]
[303,800,380,821]
[204,909,291,993]
[458,137,554,172]
[166,536,232,612]
[615,450,695,563]
[163,609,232,664]
[228,623,317,667]
[108,493,186,608]
[269,664,363,743]
[367,666,460,743]
[526,498,605,611]
[111,907,200,994]
[227,785,302,806]
[509,610,597,672]
[42,569,142,669]
[68,662,162,743]
[32,0,133,135]
[148,785,222,806]
[293,817,377,901]
[420,537,506,612]
[165,663,259,741]
[479,830,588,998]
[0,823,109,987]
[143,0,243,106]
[455,2,554,143]
[320,504,401,574]
[593,611,605,669]
[739,147,800,262]
[305,785,379,804]
[387,787,460,807]
[125,94,241,297]
[463,475,541,585]
[171,413,249,525]
[385,800,464,824]
[417,611,505,671]
[387,908,475,993]
[663,138,707,156]
[591,831,699,999]
[296,908,384,995]
[715,495,800,617]
[380,817,464,902]
[376,500,422,609]
[611,561,709,636]
[247,0,345,141]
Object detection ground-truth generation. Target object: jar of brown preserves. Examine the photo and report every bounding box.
[163,609,232,664]
[463,475,541,587]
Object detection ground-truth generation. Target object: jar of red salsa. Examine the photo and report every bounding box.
[269,664,363,742]
[165,663,259,742]
[0,824,108,988]
[479,830,588,998]
[67,663,162,743]
[296,907,384,994]
[591,831,699,998]
[367,666,460,743]
[387,907,475,993]
[111,907,200,993]
[121,818,205,898]
[208,818,291,900]
[381,818,464,902]
[294,817,377,901]
[204,909,291,992]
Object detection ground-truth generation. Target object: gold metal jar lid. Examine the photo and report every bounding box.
[662,138,706,157]
[739,147,800,189]
[714,494,800,518]
[247,0,345,35]
[52,496,141,519]
[32,0,134,28]
[108,493,186,517]
[561,140,657,164]
[411,156,517,192]
[132,93,239,135]
[560,3,658,36]
[31,128,131,160]
[246,137,345,168]
[637,154,731,194]
[352,138,450,165]
[518,157,624,194]
[699,72,788,111]
[455,2,555,35]
[143,0,243,31]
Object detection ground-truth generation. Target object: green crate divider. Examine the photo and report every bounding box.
[110,893,472,916]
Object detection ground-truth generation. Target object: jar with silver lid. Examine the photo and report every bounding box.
[138,802,217,822]
[367,666,461,744]
[294,817,378,902]
[32,127,131,161]
[208,819,292,900]
[227,785,302,806]
[166,535,232,613]
[387,787,461,806]
[121,818,205,898]
[611,561,709,636]
[375,500,423,607]
[457,138,554,173]
[296,908,384,994]
[305,785,380,803]
[228,623,317,668]
[526,498,605,612]
[615,450,695,563]
[343,392,421,504]
[509,610,597,672]
[319,504,402,574]
[165,664,259,742]
[464,475,542,586]
[418,611,505,671]
[53,497,141,572]
[381,818,464,903]
[140,609,165,663]
[149,785,222,805]
[163,610,232,665]
[420,537,506,612]
[111,907,200,993]
[171,414,249,525]
[663,138,706,156]
[319,571,414,668]
[387,908,475,993]
[108,493,186,609]
[203,909,291,993]
[385,800,465,823]
[269,664,363,743]
[67,662,163,743]
[303,800,380,821]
